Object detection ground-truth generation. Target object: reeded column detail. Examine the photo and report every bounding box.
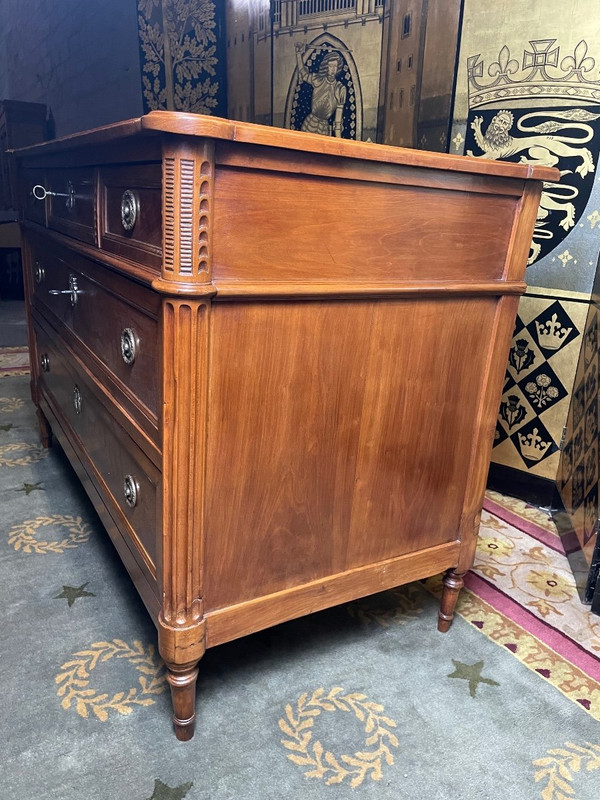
[158,297,210,740]
[161,138,214,287]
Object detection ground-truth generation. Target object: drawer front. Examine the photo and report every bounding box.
[33,314,159,568]
[21,168,47,225]
[46,167,96,244]
[29,239,159,418]
[100,164,162,268]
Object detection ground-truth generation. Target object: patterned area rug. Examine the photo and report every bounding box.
[2,374,600,800]
[0,345,30,377]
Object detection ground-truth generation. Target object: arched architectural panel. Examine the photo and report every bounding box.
[284,33,363,140]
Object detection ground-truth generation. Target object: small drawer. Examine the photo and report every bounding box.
[29,238,160,418]
[33,314,159,569]
[46,167,96,244]
[100,164,162,269]
[21,168,47,226]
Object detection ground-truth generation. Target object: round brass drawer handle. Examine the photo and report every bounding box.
[123,475,139,508]
[34,262,45,284]
[73,385,82,415]
[40,353,50,372]
[120,328,138,366]
[121,189,139,232]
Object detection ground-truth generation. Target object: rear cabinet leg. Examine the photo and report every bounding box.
[36,407,53,448]
[437,569,466,632]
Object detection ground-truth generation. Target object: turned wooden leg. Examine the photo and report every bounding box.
[36,408,53,448]
[166,661,200,741]
[437,569,466,632]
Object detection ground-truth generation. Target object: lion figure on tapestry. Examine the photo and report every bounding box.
[468,109,600,261]
[468,109,599,177]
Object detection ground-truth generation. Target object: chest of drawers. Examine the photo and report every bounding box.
[15,112,556,740]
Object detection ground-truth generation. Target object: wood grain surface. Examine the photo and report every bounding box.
[14,111,551,739]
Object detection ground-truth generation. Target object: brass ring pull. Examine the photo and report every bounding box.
[34,262,45,284]
[123,475,139,508]
[121,189,139,231]
[40,353,50,372]
[120,328,138,366]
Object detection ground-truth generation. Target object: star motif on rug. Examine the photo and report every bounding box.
[53,583,96,608]
[146,779,193,800]
[16,481,44,495]
[447,660,500,697]
[0,423,13,432]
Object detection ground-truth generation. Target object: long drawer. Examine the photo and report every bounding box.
[21,163,162,267]
[28,233,160,427]
[33,311,160,574]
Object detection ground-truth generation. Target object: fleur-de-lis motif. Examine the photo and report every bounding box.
[488,45,519,79]
[518,427,553,462]
[560,40,596,75]
[535,313,572,351]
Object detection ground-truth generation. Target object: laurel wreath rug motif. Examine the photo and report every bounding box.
[279,687,399,787]
[0,441,48,467]
[347,584,424,627]
[533,742,600,800]
[8,514,91,554]
[0,396,24,413]
[56,639,167,721]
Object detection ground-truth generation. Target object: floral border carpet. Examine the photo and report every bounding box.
[434,489,600,720]
[0,345,30,377]
[2,373,600,800]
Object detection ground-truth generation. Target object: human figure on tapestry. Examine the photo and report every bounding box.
[294,43,347,138]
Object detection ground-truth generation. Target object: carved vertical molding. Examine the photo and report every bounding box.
[161,137,214,288]
[158,297,209,668]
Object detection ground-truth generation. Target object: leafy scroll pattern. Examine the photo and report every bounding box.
[0,396,24,413]
[8,515,91,554]
[279,687,399,787]
[533,742,600,799]
[56,639,167,721]
[347,584,424,627]
[138,0,221,114]
[0,442,48,467]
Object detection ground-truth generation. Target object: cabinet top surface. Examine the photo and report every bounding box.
[12,111,558,183]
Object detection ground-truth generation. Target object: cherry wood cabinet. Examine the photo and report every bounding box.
[14,112,556,740]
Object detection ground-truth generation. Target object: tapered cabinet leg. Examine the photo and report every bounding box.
[36,408,52,448]
[166,660,200,741]
[437,569,466,632]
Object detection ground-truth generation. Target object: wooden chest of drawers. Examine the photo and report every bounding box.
[14,112,556,740]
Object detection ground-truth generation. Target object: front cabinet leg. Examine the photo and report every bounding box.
[165,660,201,741]
[437,569,466,632]
[159,616,206,741]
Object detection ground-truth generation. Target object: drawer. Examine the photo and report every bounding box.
[21,168,47,225]
[99,164,162,269]
[33,313,159,569]
[46,166,96,244]
[29,237,160,419]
